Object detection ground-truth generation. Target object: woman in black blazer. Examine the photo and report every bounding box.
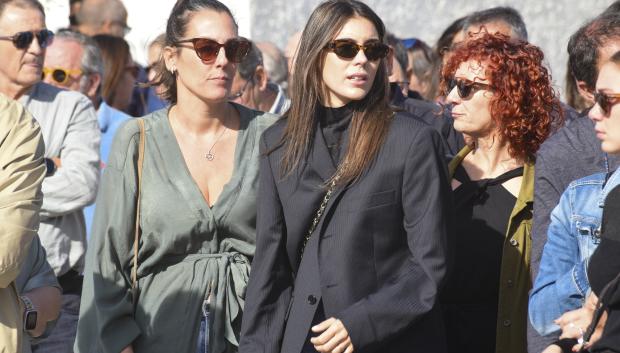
[239,1,452,352]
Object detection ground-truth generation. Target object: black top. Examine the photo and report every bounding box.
[442,164,523,353]
[318,104,353,165]
[587,184,620,353]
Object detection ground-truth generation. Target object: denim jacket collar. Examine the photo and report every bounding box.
[599,166,620,207]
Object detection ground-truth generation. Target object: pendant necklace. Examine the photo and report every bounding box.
[205,117,230,161]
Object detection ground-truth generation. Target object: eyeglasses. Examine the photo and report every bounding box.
[0,29,54,49]
[448,78,492,99]
[175,37,251,63]
[125,65,140,80]
[228,78,253,101]
[325,39,390,61]
[594,91,620,116]
[42,67,82,84]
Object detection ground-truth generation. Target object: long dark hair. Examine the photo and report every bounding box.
[92,34,131,108]
[151,0,237,105]
[280,0,393,186]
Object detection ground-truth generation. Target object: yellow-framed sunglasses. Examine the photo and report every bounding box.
[41,67,83,84]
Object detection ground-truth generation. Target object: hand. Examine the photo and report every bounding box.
[120,345,134,353]
[310,317,354,353]
[556,307,592,340]
[51,157,61,168]
[555,292,600,352]
[581,310,607,351]
[541,344,562,353]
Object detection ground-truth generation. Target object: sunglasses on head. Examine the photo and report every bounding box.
[0,29,54,49]
[326,39,390,61]
[42,67,82,84]
[448,78,492,99]
[594,91,620,116]
[175,37,251,63]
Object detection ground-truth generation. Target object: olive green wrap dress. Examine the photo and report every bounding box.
[74,105,278,353]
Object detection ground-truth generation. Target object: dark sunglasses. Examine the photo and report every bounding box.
[42,67,82,84]
[326,39,390,61]
[448,78,492,99]
[175,37,251,63]
[0,29,54,49]
[594,91,620,116]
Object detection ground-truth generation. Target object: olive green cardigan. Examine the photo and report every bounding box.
[449,145,533,353]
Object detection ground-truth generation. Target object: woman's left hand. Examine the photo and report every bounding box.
[310,317,354,353]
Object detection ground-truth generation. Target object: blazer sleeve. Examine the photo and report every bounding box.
[75,120,141,353]
[239,134,294,353]
[0,97,45,288]
[338,126,451,350]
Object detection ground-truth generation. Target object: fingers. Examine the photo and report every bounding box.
[559,321,586,340]
[310,318,353,353]
[312,317,336,333]
[328,335,352,353]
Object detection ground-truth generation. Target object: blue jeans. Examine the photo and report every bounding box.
[196,300,209,353]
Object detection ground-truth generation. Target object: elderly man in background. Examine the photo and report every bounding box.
[229,42,290,115]
[256,41,289,91]
[43,29,131,237]
[0,93,46,353]
[0,0,100,351]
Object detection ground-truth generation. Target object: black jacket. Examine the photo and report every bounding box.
[239,112,452,353]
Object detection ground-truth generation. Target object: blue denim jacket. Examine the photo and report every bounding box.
[529,166,620,335]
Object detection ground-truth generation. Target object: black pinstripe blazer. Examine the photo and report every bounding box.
[239,112,452,353]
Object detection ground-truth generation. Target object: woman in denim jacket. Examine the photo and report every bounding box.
[529,160,620,335]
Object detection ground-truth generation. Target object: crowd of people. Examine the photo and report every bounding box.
[2,0,620,353]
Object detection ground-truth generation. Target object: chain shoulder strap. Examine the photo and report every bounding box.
[299,176,340,263]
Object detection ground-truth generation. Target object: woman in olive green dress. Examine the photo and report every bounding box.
[74,1,277,353]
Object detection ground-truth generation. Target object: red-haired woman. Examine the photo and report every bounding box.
[439,33,562,353]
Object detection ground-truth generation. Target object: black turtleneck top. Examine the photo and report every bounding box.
[318,104,354,165]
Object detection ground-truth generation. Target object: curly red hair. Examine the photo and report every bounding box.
[440,33,563,162]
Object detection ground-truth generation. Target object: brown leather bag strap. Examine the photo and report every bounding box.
[131,118,145,305]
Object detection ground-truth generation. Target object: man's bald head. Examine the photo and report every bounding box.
[76,0,128,37]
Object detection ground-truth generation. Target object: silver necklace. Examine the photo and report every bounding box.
[205,118,229,161]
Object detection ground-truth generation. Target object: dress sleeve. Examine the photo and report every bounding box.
[338,125,452,350]
[0,98,45,288]
[39,95,100,218]
[75,120,141,353]
[239,134,294,353]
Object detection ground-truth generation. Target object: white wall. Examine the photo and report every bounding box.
[122,0,252,66]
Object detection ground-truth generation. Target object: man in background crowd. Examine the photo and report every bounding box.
[43,29,131,237]
[229,42,290,115]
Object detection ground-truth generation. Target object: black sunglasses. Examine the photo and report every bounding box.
[0,29,54,49]
[326,39,390,61]
[175,37,251,63]
[448,78,492,99]
[594,91,620,116]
